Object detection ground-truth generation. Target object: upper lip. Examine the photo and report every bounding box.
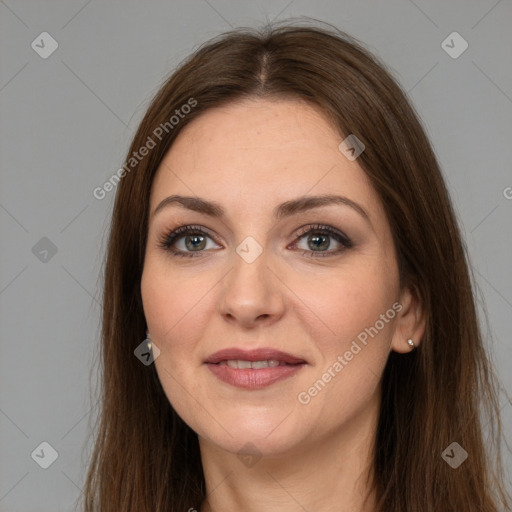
[204,348,306,365]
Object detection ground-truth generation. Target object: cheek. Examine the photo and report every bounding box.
[296,272,396,428]
[141,263,211,421]
[141,260,215,345]
[298,260,398,352]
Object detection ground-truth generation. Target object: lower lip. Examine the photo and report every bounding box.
[206,363,305,389]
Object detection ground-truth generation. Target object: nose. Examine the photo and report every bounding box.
[218,249,285,329]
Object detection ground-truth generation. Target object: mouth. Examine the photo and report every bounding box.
[204,348,307,389]
[215,359,298,369]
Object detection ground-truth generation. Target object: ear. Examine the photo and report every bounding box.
[390,282,426,353]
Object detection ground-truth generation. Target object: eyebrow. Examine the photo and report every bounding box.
[151,194,371,224]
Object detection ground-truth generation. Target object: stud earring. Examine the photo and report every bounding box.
[407,338,415,349]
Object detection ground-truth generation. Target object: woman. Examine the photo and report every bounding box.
[82,20,511,511]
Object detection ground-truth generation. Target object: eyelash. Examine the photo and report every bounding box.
[157,223,354,259]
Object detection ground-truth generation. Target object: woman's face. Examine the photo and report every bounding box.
[141,97,420,457]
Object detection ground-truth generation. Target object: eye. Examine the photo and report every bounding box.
[290,224,353,258]
[157,223,354,259]
[157,225,221,258]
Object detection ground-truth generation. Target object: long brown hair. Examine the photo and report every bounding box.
[81,19,511,511]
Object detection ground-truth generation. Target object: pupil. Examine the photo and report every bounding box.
[308,234,329,251]
[186,234,206,251]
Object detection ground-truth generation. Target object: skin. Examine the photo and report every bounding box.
[140,97,426,512]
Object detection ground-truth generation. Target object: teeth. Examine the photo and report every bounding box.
[222,359,283,369]
[251,360,268,369]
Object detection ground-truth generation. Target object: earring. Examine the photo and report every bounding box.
[407,338,415,349]
[145,331,152,350]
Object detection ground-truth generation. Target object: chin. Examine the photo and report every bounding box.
[196,417,306,459]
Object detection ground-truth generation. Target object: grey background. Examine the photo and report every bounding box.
[1,0,511,510]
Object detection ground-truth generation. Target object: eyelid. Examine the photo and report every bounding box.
[292,223,352,245]
[288,224,353,257]
[157,224,221,252]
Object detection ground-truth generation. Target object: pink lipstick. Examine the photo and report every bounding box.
[205,348,306,389]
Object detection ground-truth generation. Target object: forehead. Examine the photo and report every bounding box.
[150,98,381,220]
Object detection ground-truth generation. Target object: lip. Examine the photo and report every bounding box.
[204,348,306,365]
[204,347,307,390]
